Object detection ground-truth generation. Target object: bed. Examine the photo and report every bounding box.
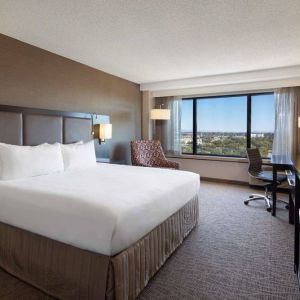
[0,105,200,299]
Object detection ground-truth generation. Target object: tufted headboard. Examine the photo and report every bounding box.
[0,104,108,146]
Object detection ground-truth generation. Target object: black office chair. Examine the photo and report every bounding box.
[244,148,287,212]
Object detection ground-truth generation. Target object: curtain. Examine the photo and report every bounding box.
[158,97,182,155]
[272,87,300,159]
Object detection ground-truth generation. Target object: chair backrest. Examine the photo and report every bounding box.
[246,148,263,176]
[131,140,166,166]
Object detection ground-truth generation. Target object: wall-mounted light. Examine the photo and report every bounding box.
[298,116,300,128]
[98,123,112,144]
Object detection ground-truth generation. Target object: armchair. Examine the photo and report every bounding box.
[131,140,180,169]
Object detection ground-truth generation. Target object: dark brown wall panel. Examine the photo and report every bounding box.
[0,34,141,163]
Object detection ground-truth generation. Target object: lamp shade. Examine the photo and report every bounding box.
[99,123,112,140]
[150,109,170,120]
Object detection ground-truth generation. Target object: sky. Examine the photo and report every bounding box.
[181,94,275,133]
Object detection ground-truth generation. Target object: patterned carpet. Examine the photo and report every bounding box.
[0,181,299,299]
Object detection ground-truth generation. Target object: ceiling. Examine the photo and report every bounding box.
[0,0,300,84]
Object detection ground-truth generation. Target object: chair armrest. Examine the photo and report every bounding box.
[153,159,180,169]
[165,160,180,169]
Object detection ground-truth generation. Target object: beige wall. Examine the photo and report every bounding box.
[168,156,249,183]
[0,34,142,163]
[142,91,153,139]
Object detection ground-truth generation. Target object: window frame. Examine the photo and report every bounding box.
[181,92,274,158]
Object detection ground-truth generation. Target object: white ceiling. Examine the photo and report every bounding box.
[0,0,300,84]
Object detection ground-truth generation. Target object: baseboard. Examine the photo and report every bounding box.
[201,177,248,186]
[249,184,290,194]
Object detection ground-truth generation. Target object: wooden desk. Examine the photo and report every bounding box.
[291,156,300,285]
[270,155,300,285]
[270,155,294,217]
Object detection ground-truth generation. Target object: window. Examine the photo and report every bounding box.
[197,96,247,156]
[181,99,193,154]
[181,93,275,157]
[251,94,275,158]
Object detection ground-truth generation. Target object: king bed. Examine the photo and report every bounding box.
[0,105,200,300]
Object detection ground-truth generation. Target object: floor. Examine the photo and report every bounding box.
[0,182,299,299]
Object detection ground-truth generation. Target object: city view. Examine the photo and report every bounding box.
[181,131,274,157]
[181,94,275,158]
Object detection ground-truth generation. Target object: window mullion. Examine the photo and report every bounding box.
[193,98,197,155]
[247,95,251,149]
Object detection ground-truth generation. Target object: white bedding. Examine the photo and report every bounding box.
[0,164,200,256]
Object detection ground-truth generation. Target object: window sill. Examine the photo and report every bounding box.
[166,154,248,163]
[167,154,271,164]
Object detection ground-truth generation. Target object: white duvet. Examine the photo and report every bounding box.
[0,164,200,255]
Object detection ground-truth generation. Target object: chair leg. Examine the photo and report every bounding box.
[276,199,289,209]
[249,194,267,198]
[245,196,265,202]
[246,185,288,213]
[244,194,272,212]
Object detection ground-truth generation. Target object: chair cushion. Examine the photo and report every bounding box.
[256,171,287,183]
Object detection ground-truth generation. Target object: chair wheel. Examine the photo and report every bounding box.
[249,195,254,198]
[285,205,289,210]
[244,201,249,205]
[267,207,272,212]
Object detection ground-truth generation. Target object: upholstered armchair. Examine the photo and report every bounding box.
[131,140,180,169]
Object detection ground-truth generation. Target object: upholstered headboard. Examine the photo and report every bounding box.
[0,105,107,146]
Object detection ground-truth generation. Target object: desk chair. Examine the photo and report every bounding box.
[244,148,287,212]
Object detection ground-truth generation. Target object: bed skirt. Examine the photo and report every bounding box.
[0,195,199,300]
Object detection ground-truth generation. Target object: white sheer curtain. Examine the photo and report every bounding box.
[160,97,182,155]
[272,87,299,158]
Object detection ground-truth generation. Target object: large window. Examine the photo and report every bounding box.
[251,94,275,157]
[181,99,194,154]
[181,93,275,157]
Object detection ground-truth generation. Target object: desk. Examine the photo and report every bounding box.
[270,155,294,217]
[270,155,300,285]
[291,156,300,284]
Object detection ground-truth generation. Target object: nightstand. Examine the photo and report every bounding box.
[96,157,126,165]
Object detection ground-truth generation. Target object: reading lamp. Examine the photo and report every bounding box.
[150,105,170,140]
[150,106,170,120]
[98,123,112,144]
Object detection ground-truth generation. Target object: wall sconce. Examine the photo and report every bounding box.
[298,117,300,128]
[98,123,112,144]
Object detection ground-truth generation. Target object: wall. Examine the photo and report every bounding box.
[167,156,249,183]
[0,34,142,163]
[140,65,300,96]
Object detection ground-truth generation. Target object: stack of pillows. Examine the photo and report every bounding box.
[0,140,96,180]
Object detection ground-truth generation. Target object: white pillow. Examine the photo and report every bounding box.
[0,143,64,180]
[61,140,96,171]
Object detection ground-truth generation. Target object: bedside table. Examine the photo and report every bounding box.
[96,157,126,165]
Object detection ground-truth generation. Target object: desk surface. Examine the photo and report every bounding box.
[293,155,300,174]
[271,155,294,167]
[270,155,300,175]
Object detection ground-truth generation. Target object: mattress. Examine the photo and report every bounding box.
[0,164,200,256]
